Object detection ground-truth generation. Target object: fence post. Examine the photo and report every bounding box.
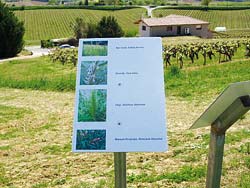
[114,152,126,188]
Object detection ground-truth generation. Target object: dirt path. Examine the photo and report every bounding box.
[0,46,49,63]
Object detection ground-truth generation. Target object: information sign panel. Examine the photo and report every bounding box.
[72,38,167,152]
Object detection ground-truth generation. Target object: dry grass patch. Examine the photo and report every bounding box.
[0,88,249,188]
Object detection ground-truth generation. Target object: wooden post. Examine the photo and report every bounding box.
[114,152,126,188]
[206,126,225,188]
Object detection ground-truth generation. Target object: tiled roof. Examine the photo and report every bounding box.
[142,14,209,26]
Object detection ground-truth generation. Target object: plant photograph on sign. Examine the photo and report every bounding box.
[78,89,106,122]
[76,130,106,150]
[82,41,108,56]
[80,61,107,85]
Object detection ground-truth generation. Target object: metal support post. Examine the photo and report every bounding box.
[206,127,225,188]
[114,152,126,188]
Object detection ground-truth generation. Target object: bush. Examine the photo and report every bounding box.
[96,16,124,38]
[41,40,54,48]
[0,2,25,58]
[124,29,137,37]
[71,17,88,40]
[72,15,124,39]
[169,65,181,77]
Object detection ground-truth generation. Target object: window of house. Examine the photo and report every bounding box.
[166,26,172,31]
[142,25,146,31]
[196,25,202,30]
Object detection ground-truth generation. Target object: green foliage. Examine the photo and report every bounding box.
[201,0,212,7]
[0,57,76,91]
[165,58,250,99]
[78,90,106,122]
[96,16,124,37]
[124,29,137,37]
[82,41,108,56]
[0,105,30,124]
[239,173,250,188]
[163,40,245,69]
[86,23,98,38]
[41,143,71,154]
[128,165,206,183]
[10,5,138,11]
[14,8,144,41]
[169,65,181,77]
[32,182,49,188]
[41,39,54,48]
[49,48,78,66]
[0,163,10,186]
[80,61,108,85]
[72,18,88,40]
[0,1,25,58]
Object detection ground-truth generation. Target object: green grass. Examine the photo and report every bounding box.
[0,163,10,186]
[1,48,250,99]
[14,8,145,41]
[128,165,206,183]
[0,105,30,124]
[154,9,250,30]
[0,57,76,91]
[82,45,108,56]
[41,143,71,155]
[165,59,250,99]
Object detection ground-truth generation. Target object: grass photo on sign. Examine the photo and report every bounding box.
[78,89,106,122]
[80,61,107,85]
[76,130,106,150]
[82,41,108,56]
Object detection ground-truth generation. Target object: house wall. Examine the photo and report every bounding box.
[140,23,212,38]
[150,26,177,37]
[139,22,151,37]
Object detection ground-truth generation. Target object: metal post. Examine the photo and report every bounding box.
[206,127,225,188]
[206,96,250,188]
[114,152,126,188]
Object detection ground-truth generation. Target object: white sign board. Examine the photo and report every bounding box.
[72,38,167,152]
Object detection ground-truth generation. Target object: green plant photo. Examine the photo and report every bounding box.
[78,89,107,122]
[82,41,108,56]
[80,61,107,85]
[76,130,106,150]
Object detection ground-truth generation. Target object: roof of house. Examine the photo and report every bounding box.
[141,14,209,27]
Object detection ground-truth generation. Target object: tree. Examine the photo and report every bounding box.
[96,16,124,38]
[201,0,212,7]
[0,2,25,58]
[71,18,88,40]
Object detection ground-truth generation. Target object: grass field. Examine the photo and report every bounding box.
[0,79,249,187]
[1,38,249,97]
[14,8,145,41]
[153,9,250,30]
[0,57,76,91]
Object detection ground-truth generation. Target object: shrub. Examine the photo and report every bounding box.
[71,17,88,40]
[0,2,25,58]
[169,65,181,77]
[41,39,54,48]
[96,16,124,38]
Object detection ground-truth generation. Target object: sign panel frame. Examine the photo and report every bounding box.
[72,37,167,152]
[190,81,250,129]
